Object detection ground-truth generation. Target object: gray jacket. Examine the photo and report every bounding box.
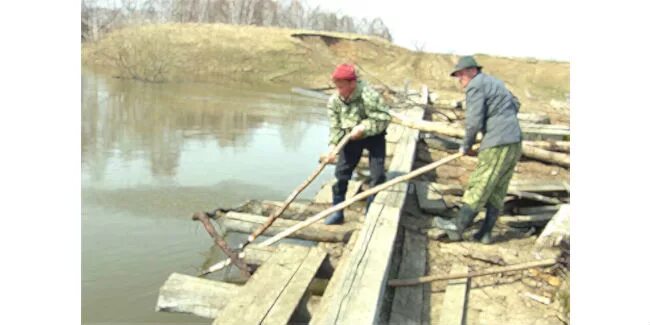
[462,72,522,151]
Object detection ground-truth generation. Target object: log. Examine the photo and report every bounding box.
[218,211,357,243]
[535,204,570,249]
[522,144,570,167]
[508,190,563,205]
[498,214,555,227]
[524,140,570,153]
[518,112,551,124]
[388,258,559,287]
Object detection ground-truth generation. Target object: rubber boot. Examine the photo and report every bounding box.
[473,204,499,244]
[433,204,478,241]
[325,181,347,225]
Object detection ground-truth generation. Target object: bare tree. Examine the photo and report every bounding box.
[81,0,393,42]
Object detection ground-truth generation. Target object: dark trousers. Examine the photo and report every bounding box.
[332,132,387,198]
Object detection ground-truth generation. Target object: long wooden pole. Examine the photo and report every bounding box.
[199,152,464,275]
[388,258,559,287]
[241,133,352,248]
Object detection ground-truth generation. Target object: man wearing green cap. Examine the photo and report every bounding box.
[434,56,523,244]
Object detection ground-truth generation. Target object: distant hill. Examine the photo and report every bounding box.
[82,23,569,123]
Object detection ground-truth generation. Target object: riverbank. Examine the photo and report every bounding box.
[82,23,570,123]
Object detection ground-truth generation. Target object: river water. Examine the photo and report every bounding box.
[81,69,334,324]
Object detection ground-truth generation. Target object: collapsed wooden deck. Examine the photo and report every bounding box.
[155,85,570,324]
[155,86,427,324]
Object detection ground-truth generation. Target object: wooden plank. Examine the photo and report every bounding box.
[312,206,404,325]
[311,203,387,325]
[386,123,404,143]
[212,245,311,325]
[220,212,357,243]
[438,264,469,325]
[312,104,424,325]
[508,180,569,193]
[389,230,427,324]
[262,247,327,325]
[156,273,240,319]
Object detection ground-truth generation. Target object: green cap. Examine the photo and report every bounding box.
[450,56,482,76]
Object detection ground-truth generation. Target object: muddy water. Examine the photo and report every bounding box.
[81,69,333,324]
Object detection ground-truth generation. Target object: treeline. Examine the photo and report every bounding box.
[81,0,392,42]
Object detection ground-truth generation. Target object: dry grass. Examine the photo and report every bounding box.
[83,23,569,121]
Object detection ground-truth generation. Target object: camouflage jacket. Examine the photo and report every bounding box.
[327,80,391,146]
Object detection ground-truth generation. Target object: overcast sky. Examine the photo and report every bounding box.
[305,0,570,61]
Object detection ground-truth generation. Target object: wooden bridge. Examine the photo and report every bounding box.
[156,87,431,324]
[155,86,569,324]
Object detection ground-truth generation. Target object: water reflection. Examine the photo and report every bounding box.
[81,69,334,324]
[81,69,329,189]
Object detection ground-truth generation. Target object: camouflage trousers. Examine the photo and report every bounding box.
[462,142,522,211]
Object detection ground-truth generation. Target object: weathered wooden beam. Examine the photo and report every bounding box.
[389,230,427,324]
[438,264,469,325]
[218,212,357,243]
[261,247,328,325]
[213,245,326,325]
[156,273,240,319]
[311,105,425,325]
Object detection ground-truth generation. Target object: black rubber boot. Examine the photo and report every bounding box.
[433,204,478,241]
[324,194,345,225]
[325,181,347,225]
[473,204,499,244]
